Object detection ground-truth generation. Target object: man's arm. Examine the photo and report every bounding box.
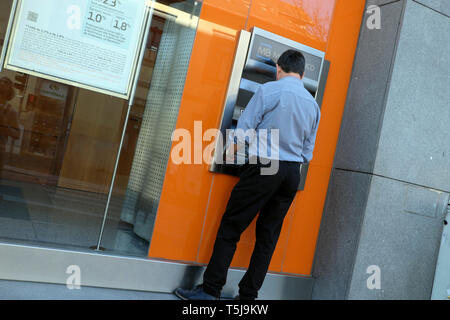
[236,86,265,133]
[226,86,265,159]
[301,108,321,163]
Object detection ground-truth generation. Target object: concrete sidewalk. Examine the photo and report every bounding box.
[0,280,180,300]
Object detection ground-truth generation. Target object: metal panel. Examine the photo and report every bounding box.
[315,59,330,111]
[209,30,251,174]
[0,243,313,300]
[245,27,325,92]
[297,59,330,190]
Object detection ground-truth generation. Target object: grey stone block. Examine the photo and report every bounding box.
[334,1,404,172]
[373,0,450,191]
[404,184,447,218]
[347,176,446,299]
[311,169,372,299]
[315,0,449,302]
[367,0,403,6]
[413,0,450,16]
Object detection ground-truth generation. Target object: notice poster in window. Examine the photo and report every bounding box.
[4,0,149,99]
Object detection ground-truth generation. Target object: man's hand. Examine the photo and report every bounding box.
[224,142,246,163]
[225,143,237,163]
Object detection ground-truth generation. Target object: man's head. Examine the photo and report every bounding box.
[276,50,306,81]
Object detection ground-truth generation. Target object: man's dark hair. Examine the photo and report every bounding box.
[277,50,306,77]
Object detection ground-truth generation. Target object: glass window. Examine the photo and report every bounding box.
[0,0,202,257]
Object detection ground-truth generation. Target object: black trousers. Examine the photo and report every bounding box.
[202,160,301,299]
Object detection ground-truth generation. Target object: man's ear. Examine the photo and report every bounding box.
[275,65,280,80]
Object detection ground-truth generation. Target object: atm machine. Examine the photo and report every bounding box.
[210,27,330,190]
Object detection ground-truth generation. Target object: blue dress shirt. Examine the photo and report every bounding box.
[235,76,321,163]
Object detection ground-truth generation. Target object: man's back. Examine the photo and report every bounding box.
[236,76,321,163]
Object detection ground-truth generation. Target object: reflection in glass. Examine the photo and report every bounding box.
[100,0,202,255]
[0,0,202,257]
[253,0,335,47]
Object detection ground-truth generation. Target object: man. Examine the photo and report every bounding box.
[0,77,20,179]
[174,49,321,300]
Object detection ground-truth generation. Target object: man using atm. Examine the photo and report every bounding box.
[175,49,321,300]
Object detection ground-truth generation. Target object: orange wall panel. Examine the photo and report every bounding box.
[195,0,338,274]
[282,164,332,274]
[196,175,237,263]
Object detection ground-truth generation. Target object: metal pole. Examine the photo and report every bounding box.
[96,1,155,250]
[0,0,19,72]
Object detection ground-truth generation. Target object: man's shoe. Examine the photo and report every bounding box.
[174,285,219,300]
